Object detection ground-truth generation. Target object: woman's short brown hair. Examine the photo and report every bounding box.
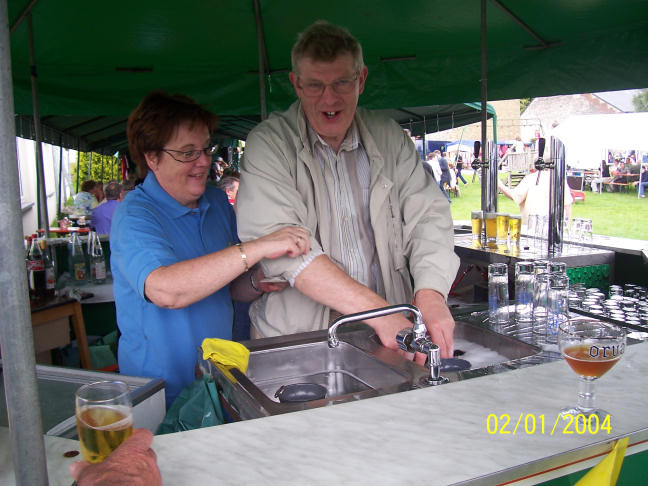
[80,180,98,193]
[126,90,218,177]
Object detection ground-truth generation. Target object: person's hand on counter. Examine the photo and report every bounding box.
[414,289,455,359]
[69,429,162,486]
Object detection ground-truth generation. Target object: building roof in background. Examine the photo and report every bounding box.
[594,89,645,113]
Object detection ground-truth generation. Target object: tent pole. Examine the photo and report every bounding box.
[253,0,267,120]
[75,148,80,192]
[0,1,50,484]
[57,136,63,216]
[480,0,496,213]
[27,13,49,234]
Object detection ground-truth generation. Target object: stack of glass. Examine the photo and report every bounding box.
[569,283,648,328]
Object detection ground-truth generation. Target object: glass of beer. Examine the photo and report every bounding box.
[470,210,483,248]
[75,380,133,463]
[509,215,521,249]
[484,212,497,249]
[495,213,509,251]
[558,319,626,422]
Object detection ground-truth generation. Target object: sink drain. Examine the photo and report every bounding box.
[440,358,472,372]
[274,383,327,403]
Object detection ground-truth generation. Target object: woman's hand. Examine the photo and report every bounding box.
[256,226,310,260]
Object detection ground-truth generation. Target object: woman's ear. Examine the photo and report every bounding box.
[144,152,159,172]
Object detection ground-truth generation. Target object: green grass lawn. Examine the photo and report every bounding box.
[448,172,648,241]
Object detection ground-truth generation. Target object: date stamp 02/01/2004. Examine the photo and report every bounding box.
[485,413,612,436]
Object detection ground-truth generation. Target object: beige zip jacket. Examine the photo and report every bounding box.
[237,101,459,337]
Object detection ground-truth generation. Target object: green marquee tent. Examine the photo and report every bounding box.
[6,0,648,152]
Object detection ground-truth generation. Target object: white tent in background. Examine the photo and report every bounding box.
[551,112,648,169]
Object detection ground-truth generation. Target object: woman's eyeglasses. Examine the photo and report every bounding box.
[161,145,217,163]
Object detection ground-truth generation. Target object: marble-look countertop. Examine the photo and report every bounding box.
[2,341,647,485]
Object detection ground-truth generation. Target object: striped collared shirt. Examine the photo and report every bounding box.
[306,120,384,295]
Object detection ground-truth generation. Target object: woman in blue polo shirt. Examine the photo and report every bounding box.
[110,90,309,407]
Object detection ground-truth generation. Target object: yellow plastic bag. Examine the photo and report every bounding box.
[575,437,629,486]
[201,337,250,381]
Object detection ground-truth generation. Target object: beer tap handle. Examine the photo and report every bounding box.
[471,141,482,171]
[535,137,547,171]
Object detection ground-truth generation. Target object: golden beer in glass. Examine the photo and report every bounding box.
[495,213,509,250]
[470,210,483,248]
[484,212,497,249]
[75,381,133,463]
[509,215,521,248]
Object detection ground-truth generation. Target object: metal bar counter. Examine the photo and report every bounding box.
[2,322,647,485]
[453,233,615,270]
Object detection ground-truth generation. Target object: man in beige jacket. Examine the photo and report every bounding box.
[237,21,459,361]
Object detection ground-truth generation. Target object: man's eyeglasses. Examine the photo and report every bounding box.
[161,145,217,163]
[297,74,359,97]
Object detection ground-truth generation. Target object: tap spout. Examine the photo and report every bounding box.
[327,304,425,348]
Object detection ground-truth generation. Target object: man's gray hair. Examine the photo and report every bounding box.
[218,175,239,192]
[103,180,122,200]
[291,20,364,75]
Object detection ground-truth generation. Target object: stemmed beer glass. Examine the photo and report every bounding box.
[558,319,626,421]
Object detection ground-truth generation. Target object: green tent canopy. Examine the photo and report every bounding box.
[7,0,648,152]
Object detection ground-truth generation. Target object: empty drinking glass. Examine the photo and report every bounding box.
[549,261,567,275]
[547,273,570,344]
[571,218,584,242]
[582,219,593,242]
[514,261,535,325]
[533,272,550,336]
[488,263,510,325]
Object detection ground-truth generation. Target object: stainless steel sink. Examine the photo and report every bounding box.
[206,320,542,420]
[247,340,410,401]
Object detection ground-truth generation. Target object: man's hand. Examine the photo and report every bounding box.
[69,429,162,486]
[414,289,455,359]
[254,266,288,293]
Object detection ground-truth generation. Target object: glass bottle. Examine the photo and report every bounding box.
[24,235,32,296]
[69,230,87,285]
[40,238,56,298]
[89,231,106,284]
[28,235,46,302]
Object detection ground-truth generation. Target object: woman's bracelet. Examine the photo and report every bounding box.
[236,243,249,273]
[249,271,261,293]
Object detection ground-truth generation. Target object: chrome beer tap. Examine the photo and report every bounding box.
[327,304,448,386]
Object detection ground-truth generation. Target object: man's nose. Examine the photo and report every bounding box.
[320,84,341,102]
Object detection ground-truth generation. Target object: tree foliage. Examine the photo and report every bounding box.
[632,89,648,112]
[70,152,121,193]
[520,98,533,114]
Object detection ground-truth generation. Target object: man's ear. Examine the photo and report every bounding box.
[357,66,369,95]
[289,72,300,96]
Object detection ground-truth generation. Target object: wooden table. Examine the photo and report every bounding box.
[30,297,91,369]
